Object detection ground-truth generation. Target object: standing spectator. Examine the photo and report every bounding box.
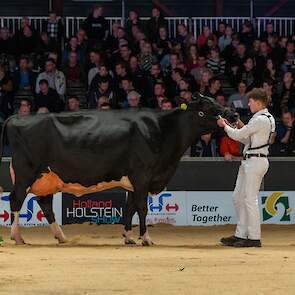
[261,22,278,42]
[35,79,64,113]
[125,10,142,38]
[0,27,16,56]
[153,26,171,63]
[145,7,167,42]
[82,5,108,49]
[42,11,63,43]
[239,21,256,49]
[17,25,39,56]
[214,22,227,39]
[36,58,66,99]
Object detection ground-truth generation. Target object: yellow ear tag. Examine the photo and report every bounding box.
[180,103,188,110]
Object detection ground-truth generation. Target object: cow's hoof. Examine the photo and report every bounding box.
[125,239,136,245]
[55,236,68,244]
[142,240,154,246]
[11,236,26,245]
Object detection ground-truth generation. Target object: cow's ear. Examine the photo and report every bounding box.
[180,103,188,110]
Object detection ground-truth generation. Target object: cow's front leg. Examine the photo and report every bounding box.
[37,195,68,243]
[11,211,25,245]
[123,192,136,245]
[137,194,154,246]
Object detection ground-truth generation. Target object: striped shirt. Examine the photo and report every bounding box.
[206,58,226,75]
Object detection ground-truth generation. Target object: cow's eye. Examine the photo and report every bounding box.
[198,111,204,117]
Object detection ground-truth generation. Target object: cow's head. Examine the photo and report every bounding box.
[185,92,238,133]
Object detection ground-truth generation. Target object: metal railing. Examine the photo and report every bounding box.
[256,17,295,37]
[1,16,295,39]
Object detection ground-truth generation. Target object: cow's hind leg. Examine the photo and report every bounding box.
[136,192,154,246]
[10,187,28,245]
[37,195,67,243]
[123,192,137,245]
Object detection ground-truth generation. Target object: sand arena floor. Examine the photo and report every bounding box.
[1,223,295,295]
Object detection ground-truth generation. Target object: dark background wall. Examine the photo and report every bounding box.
[1,1,295,17]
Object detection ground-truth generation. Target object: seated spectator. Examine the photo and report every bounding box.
[148,81,166,108]
[13,56,36,93]
[239,21,256,49]
[35,79,65,113]
[17,25,39,56]
[36,58,66,99]
[228,81,248,111]
[190,55,208,83]
[62,51,86,87]
[234,57,258,90]
[97,95,110,110]
[161,99,173,110]
[203,77,222,99]
[17,98,32,116]
[263,58,281,85]
[88,77,116,109]
[90,64,113,91]
[185,44,199,73]
[138,41,157,73]
[0,63,14,119]
[214,21,226,39]
[191,133,219,157]
[271,111,295,156]
[219,134,241,161]
[67,96,80,112]
[127,90,141,108]
[254,40,271,72]
[196,69,212,94]
[218,25,233,52]
[0,27,16,56]
[37,106,50,114]
[175,23,194,49]
[87,49,103,86]
[153,26,171,62]
[277,71,295,115]
[62,36,84,65]
[206,46,226,76]
[197,26,216,48]
[216,93,227,107]
[177,90,193,106]
[113,62,128,89]
[281,41,295,73]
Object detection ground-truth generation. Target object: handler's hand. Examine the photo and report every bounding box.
[217,117,228,128]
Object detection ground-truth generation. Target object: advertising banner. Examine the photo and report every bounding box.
[0,192,62,226]
[132,191,187,225]
[186,191,236,226]
[62,191,126,225]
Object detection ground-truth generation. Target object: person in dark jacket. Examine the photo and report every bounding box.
[34,79,65,113]
[145,7,167,42]
[82,5,108,50]
[13,56,36,92]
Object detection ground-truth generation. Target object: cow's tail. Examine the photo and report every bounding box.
[0,117,11,194]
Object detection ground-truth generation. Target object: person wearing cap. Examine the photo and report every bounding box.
[217,88,275,247]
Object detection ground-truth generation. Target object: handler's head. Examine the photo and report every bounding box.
[247,88,269,113]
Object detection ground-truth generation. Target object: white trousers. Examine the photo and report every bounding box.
[233,158,269,240]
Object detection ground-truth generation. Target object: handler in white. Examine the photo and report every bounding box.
[217,88,275,247]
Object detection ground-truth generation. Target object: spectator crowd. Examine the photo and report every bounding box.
[1,5,295,157]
